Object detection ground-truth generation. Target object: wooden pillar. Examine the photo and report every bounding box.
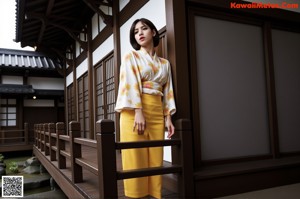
[56,122,66,169]
[87,20,95,139]
[72,47,78,129]
[174,119,194,198]
[69,121,83,183]
[112,0,121,142]
[96,119,117,199]
[165,0,191,120]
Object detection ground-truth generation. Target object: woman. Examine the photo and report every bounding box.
[115,18,176,199]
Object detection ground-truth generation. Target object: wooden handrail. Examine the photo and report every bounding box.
[0,137,27,140]
[74,138,97,148]
[95,119,195,199]
[59,135,70,141]
[117,165,182,179]
[75,158,98,175]
[32,119,195,199]
[0,123,30,145]
[0,130,25,133]
[60,150,71,158]
[116,139,181,149]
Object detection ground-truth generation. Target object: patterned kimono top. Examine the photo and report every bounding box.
[115,49,176,116]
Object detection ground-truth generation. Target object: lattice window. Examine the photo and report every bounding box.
[95,53,115,123]
[67,84,76,123]
[78,74,89,138]
[0,99,17,127]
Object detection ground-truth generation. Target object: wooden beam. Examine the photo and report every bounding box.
[51,48,73,66]
[92,0,112,7]
[25,13,87,50]
[82,0,113,26]
[37,0,55,44]
[48,22,88,50]
[26,12,78,21]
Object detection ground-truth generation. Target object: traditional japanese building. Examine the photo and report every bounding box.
[0,48,64,152]
[13,0,300,198]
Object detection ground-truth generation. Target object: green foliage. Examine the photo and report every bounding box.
[0,154,4,162]
[8,161,19,173]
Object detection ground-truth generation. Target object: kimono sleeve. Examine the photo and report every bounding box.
[115,51,143,112]
[162,61,176,116]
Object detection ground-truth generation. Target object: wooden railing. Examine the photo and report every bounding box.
[34,119,194,198]
[0,123,29,144]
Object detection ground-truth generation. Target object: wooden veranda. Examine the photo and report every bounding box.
[33,119,194,198]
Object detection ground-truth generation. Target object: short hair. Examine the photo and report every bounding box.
[129,18,160,50]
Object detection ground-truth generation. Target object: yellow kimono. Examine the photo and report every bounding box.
[115,49,176,199]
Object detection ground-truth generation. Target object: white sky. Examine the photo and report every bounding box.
[0,0,33,51]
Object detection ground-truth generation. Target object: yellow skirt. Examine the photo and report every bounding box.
[120,94,164,199]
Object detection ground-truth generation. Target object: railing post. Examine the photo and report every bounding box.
[34,124,37,146]
[56,122,66,169]
[44,123,50,156]
[36,124,41,149]
[174,119,194,198]
[41,124,45,152]
[96,119,117,199]
[38,124,42,149]
[24,123,29,144]
[69,121,82,183]
[49,123,56,161]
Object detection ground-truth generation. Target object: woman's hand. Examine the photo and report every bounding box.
[133,109,146,135]
[165,115,175,138]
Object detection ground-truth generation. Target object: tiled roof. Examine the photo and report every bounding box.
[0,48,62,69]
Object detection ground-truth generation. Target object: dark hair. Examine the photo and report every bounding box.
[129,18,160,50]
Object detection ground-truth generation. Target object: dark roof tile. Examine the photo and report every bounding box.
[0,48,61,69]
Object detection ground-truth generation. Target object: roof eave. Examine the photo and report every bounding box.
[15,0,26,43]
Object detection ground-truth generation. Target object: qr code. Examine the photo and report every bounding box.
[1,176,24,197]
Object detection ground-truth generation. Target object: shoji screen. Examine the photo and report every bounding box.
[272,29,300,153]
[195,16,270,160]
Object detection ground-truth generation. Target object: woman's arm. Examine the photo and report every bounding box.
[165,115,175,138]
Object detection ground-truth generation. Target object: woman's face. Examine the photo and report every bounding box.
[134,21,156,48]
